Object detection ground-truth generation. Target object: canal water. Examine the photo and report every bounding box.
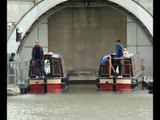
[7,84,153,120]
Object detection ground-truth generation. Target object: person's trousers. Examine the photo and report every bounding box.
[34,59,45,76]
[113,59,122,76]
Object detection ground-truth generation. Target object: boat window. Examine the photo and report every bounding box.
[44,59,51,75]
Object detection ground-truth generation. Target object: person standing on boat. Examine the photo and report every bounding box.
[113,40,124,77]
[32,41,45,78]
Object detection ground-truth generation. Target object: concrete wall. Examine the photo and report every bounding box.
[20,18,48,62]
[127,16,153,76]
[134,0,153,15]
[48,7,127,72]
[7,0,153,23]
[7,1,34,23]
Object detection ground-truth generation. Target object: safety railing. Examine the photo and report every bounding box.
[7,62,17,86]
[98,59,133,78]
[98,55,143,78]
[141,58,153,77]
[7,61,30,86]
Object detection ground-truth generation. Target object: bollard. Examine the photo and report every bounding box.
[19,83,28,94]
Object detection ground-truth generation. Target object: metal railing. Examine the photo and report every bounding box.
[7,61,30,86]
[7,62,17,86]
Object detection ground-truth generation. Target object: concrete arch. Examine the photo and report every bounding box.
[7,0,153,53]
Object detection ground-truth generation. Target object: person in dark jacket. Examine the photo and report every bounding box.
[9,53,15,64]
[9,52,16,84]
[113,40,124,77]
[32,41,45,78]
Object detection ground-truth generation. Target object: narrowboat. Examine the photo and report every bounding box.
[96,53,144,91]
[27,52,69,93]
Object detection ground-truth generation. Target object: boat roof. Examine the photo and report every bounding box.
[44,52,60,58]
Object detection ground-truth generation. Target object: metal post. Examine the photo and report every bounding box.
[110,58,117,91]
[113,72,117,91]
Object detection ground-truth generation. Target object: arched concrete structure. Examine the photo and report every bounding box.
[7,0,153,54]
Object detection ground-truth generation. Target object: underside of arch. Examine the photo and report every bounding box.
[7,0,153,54]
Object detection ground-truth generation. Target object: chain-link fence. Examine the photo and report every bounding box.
[141,58,153,78]
[7,68,17,85]
[7,60,30,86]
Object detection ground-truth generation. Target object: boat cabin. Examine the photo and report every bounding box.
[96,54,143,91]
[27,52,69,93]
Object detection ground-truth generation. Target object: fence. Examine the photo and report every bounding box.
[7,61,30,86]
